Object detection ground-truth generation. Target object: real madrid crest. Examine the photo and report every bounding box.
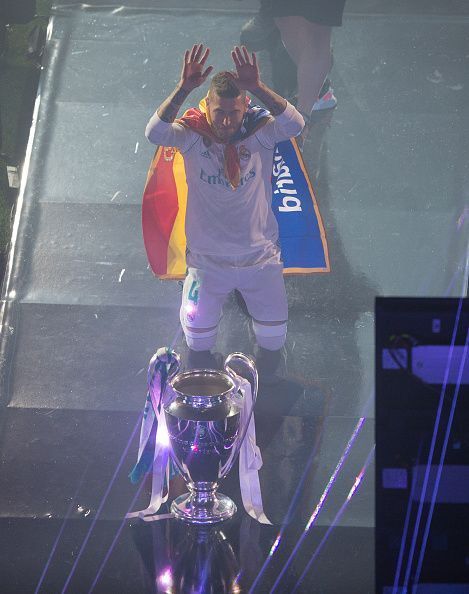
[238,145,251,161]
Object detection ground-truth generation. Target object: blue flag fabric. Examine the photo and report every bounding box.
[272,139,330,273]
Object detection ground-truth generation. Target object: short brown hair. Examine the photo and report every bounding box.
[209,71,246,99]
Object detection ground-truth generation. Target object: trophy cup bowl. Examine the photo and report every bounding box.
[163,352,257,524]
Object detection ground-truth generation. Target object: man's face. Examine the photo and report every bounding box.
[207,92,247,141]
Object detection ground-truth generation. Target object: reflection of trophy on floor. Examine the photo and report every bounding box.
[127,348,270,525]
[132,516,264,594]
[171,526,240,593]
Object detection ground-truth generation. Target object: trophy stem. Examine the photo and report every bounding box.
[171,483,237,525]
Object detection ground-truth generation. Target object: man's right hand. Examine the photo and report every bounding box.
[179,44,213,92]
[153,44,213,124]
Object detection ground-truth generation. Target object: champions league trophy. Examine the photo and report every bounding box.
[127,348,269,525]
[164,352,257,524]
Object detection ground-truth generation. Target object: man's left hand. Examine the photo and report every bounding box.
[230,45,260,91]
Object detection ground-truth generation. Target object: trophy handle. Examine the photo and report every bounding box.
[220,353,258,478]
[147,348,181,415]
[167,351,181,380]
[224,352,258,406]
[154,347,181,380]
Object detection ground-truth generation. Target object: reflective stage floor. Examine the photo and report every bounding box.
[0,1,467,592]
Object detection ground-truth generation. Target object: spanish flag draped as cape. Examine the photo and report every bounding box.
[142,100,330,279]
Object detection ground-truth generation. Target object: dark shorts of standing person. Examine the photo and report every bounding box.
[260,0,346,27]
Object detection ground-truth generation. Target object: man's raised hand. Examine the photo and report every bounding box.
[230,45,260,91]
[180,44,213,92]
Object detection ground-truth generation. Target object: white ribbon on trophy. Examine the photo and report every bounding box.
[237,377,271,525]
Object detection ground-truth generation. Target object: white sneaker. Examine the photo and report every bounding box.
[312,85,338,111]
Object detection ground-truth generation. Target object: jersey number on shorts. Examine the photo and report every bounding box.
[188,280,200,305]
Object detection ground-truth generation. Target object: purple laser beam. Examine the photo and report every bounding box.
[402,297,465,591]
[391,441,424,594]
[248,427,323,593]
[250,389,373,593]
[60,414,142,593]
[34,463,90,594]
[292,445,375,593]
[87,470,149,593]
[60,332,182,592]
[86,332,183,591]
[411,328,468,592]
[268,416,367,593]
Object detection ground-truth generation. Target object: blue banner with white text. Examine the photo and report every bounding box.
[272,139,330,273]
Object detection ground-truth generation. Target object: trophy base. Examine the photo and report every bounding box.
[171,491,237,524]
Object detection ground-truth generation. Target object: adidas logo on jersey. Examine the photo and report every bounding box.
[201,150,210,158]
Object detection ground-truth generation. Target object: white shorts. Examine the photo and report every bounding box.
[181,244,288,329]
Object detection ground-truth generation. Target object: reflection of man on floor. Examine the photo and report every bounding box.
[145,44,304,384]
